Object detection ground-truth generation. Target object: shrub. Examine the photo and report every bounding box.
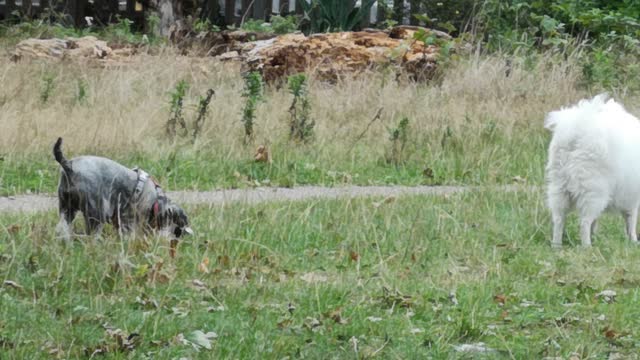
[287,74,314,142]
[241,71,264,142]
[297,0,376,33]
[166,80,189,139]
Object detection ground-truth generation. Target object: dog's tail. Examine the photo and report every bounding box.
[53,137,73,175]
[544,93,611,132]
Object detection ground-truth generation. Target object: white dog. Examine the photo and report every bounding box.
[545,94,640,247]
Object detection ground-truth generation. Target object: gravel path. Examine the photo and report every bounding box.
[0,185,534,214]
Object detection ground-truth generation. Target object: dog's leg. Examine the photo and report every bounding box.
[55,196,77,242]
[578,196,608,248]
[623,208,639,243]
[548,189,569,249]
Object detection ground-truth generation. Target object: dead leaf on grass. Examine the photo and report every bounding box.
[349,251,360,262]
[493,294,506,306]
[325,308,348,325]
[254,145,270,163]
[7,224,20,235]
[187,330,218,350]
[192,279,207,290]
[596,290,617,303]
[3,280,23,290]
[198,258,210,273]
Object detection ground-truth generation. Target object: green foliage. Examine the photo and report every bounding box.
[101,16,137,44]
[240,15,298,34]
[39,73,55,104]
[297,0,376,33]
[271,15,299,34]
[193,18,221,33]
[145,12,162,41]
[192,89,215,142]
[466,0,640,91]
[240,18,272,33]
[166,80,189,139]
[241,71,264,141]
[75,79,88,104]
[387,117,410,165]
[287,74,314,142]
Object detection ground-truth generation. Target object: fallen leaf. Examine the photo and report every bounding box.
[326,308,348,324]
[254,145,270,163]
[198,258,210,273]
[7,224,20,235]
[349,251,360,262]
[449,292,459,306]
[188,330,218,350]
[218,255,230,267]
[192,279,206,289]
[493,294,506,305]
[410,328,424,334]
[366,316,383,322]
[596,290,617,303]
[3,280,23,290]
[603,327,619,339]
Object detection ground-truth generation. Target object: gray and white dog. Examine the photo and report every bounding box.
[53,138,193,241]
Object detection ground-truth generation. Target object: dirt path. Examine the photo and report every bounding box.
[0,185,534,214]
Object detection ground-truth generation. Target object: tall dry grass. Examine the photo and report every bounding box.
[0,50,596,158]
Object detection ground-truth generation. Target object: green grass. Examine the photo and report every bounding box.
[2,190,640,358]
[0,127,549,195]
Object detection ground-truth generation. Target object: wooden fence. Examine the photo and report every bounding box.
[0,0,420,28]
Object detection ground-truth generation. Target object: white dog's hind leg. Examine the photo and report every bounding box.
[578,196,608,247]
[549,190,569,249]
[623,208,639,243]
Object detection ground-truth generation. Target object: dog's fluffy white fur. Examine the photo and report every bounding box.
[546,94,640,247]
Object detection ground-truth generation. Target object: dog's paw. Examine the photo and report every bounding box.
[551,243,563,250]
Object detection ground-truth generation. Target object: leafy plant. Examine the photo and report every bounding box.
[241,71,264,142]
[240,19,272,33]
[297,0,376,33]
[193,18,221,33]
[287,74,314,142]
[271,15,299,34]
[387,117,410,165]
[166,80,189,139]
[40,73,55,104]
[192,89,215,142]
[75,79,88,104]
[101,16,137,44]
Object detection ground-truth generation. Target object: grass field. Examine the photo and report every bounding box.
[0,50,597,195]
[2,189,640,358]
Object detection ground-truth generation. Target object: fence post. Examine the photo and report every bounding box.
[409,0,419,25]
[393,0,403,23]
[6,0,15,18]
[224,0,235,25]
[279,0,288,15]
[265,0,272,19]
[253,0,265,21]
[21,0,31,17]
[126,0,135,21]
